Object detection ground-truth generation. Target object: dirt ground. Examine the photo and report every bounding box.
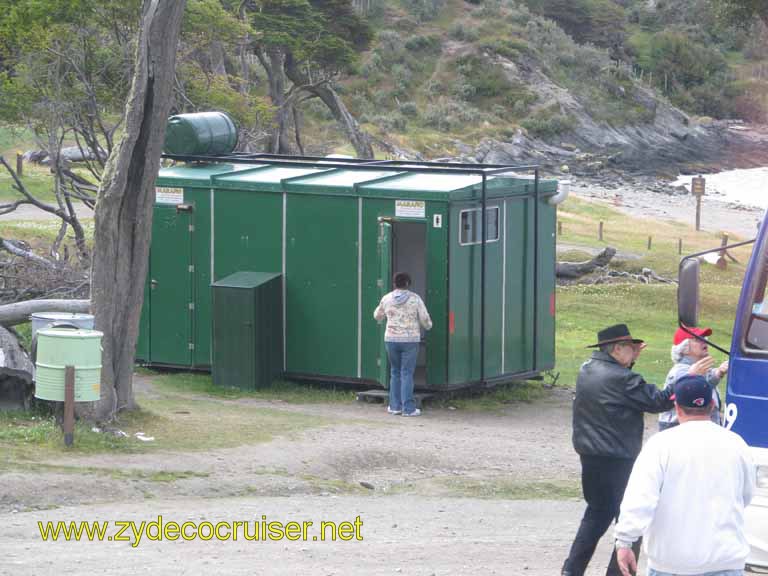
[0,379,668,575]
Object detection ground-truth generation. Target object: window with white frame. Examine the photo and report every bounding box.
[459,206,500,246]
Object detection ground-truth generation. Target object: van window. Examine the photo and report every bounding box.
[459,207,499,246]
[745,240,768,352]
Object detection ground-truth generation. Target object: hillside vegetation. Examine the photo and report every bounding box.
[312,0,768,156]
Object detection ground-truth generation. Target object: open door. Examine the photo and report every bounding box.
[377,219,392,388]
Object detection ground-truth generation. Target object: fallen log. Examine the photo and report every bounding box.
[0,299,90,327]
[556,247,617,278]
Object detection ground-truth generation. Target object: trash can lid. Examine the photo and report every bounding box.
[37,328,103,339]
[30,312,94,321]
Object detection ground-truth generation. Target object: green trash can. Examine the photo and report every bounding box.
[34,328,102,402]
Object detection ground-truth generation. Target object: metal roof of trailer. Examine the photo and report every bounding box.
[357,172,558,202]
[157,156,557,201]
[211,165,330,192]
[156,163,257,187]
[282,168,404,195]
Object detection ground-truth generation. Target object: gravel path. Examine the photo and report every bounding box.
[0,385,665,574]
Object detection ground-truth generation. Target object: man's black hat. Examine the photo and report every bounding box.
[587,323,645,348]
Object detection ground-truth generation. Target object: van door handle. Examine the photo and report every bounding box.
[151,279,158,290]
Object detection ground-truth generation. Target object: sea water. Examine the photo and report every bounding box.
[674,167,768,209]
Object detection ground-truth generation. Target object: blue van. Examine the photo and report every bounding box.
[679,226,768,570]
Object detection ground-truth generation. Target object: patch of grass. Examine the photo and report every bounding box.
[143,369,357,404]
[0,375,339,463]
[553,195,746,390]
[556,283,740,389]
[0,219,95,250]
[0,163,58,203]
[0,410,147,461]
[438,477,581,499]
[0,125,36,157]
[13,323,32,351]
[0,459,209,483]
[557,196,753,279]
[299,474,368,494]
[435,380,549,411]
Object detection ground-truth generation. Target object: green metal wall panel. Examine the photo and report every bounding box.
[285,195,358,378]
[148,205,192,365]
[184,187,212,367]
[424,202,449,387]
[503,198,534,375]
[360,199,448,388]
[448,202,504,385]
[213,190,282,279]
[537,201,557,370]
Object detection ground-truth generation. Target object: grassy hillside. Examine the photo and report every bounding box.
[300,0,767,156]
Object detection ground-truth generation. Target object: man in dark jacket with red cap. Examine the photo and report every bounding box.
[561,324,713,576]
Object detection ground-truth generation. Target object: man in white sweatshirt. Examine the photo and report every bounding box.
[614,374,755,576]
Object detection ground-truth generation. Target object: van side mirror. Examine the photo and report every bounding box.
[678,258,700,327]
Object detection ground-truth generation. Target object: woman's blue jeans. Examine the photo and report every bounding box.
[385,341,419,414]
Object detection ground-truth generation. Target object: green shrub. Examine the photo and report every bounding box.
[373,111,408,132]
[646,31,727,89]
[404,34,442,53]
[505,2,532,25]
[348,92,374,117]
[403,0,445,22]
[424,98,481,131]
[374,30,406,69]
[479,37,531,59]
[477,0,503,18]
[524,0,626,50]
[522,106,576,138]
[398,101,419,117]
[360,52,383,77]
[454,54,513,100]
[449,22,480,42]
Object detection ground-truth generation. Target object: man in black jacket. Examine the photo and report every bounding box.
[561,324,713,576]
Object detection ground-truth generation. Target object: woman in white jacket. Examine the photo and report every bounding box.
[373,272,432,416]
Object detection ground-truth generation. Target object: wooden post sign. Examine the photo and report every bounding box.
[691,176,706,196]
[692,176,705,231]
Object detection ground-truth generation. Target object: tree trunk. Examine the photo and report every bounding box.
[284,60,373,158]
[309,84,374,159]
[260,50,293,155]
[90,0,186,420]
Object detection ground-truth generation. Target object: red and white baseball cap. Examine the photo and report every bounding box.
[673,326,712,345]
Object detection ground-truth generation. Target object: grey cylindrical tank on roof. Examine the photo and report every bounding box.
[163,111,238,155]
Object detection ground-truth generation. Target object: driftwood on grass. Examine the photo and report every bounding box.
[556,247,617,278]
[0,299,90,327]
[590,269,677,285]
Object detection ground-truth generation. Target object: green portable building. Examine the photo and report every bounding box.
[137,156,561,391]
